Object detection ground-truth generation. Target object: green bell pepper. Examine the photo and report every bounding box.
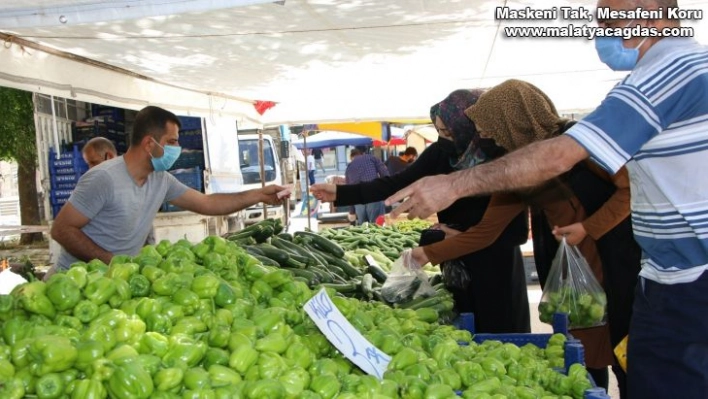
[260,269,292,288]
[161,303,185,324]
[12,281,56,319]
[213,283,236,307]
[255,332,288,354]
[171,316,207,336]
[106,344,139,364]
[35,372,64,399]
[45,274,81,312]
[214,308,233,327]
[135,354,162,376]
[0,377,25,399]
[228,344,259,375]
[172,288,200,315]
[191,274,221,299]
[71,379,106,399]
[135,297,162,321]
[82,324,117,353]
[207,324,231,349]
[243,379,286,399]
[310,374,341,399]
[425,383,456,399]
[129,274,151,298]
[191,242,211,260]
[27,335,78,376]
[84,277,117,305]
[202,348,230,370]
[86,258,108,273]
[184,367,211,390]
[3,318,29,346]
[64,266,88,290]
[155,239,172,256]
[387,347,419,371]
[154,367,183,392]
[106,262,140,281]
[284,341,315,370]
[141,265,165,283]
[55,314,83,331]
[146,312,173,335]
[278,366,310,398]
[74,340,105,371]
[257,352,288,380]
[138,331,170,357]
[107,361,154,399]
[109,278,133,308]
[151,273,180,296]
[162,334,207,369]
[114,314,147,345]
[73,299,100,323]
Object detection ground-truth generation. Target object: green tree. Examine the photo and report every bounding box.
[0,87,43,244]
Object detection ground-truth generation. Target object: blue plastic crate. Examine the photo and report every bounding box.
[49,145,84,168]
[171,167,202,191]
[91,105,125,122]
[178,133,203,150]
[454,312,611,399]
[52,165,88,176]
[178,116,202,131]
[170,150,205,170]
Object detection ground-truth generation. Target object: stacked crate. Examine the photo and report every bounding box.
[49,145,89,218]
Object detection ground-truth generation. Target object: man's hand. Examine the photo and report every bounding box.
[386,174,458,219]
[552,223,587,246]
[411,247,430,266]
[259,185,286,206]
[310,183,337,202]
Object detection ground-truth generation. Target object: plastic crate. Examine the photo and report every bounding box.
[91,105,125,122]
[170,150,205,170]
[49,145,83,168]
[178,133,203,150]
[172,167,202,190]
[454,313,611,399]
[178,116,202,131]
[52,165,88,176]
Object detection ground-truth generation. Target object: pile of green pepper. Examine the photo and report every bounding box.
[0,235,592,399]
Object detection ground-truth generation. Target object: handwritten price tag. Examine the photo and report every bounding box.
[304,288,391,379]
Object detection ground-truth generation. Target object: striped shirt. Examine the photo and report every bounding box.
[567,37,708,285]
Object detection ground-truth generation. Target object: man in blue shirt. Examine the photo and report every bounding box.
[345,148,389,224]
[386,1,708,397]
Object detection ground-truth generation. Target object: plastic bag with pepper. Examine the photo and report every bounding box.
[538,237,607,329]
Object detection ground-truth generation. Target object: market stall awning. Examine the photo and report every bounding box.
[314,122,386,141]
[292,131,373,150]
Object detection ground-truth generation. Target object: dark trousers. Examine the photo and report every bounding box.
[308,170,315,185]
[627,272,708,399]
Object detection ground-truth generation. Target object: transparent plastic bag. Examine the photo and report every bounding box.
[538,237,607,329]
[381,252,435,304]
[440,259,471,290]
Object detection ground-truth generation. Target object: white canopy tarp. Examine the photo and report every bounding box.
[1,0,707,125]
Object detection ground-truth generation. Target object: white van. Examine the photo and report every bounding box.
[237,134,284,224]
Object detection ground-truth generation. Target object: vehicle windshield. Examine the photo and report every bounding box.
[239,139,276,184]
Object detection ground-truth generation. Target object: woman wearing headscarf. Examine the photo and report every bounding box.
[423,79,640,397]
[311,89,531,334]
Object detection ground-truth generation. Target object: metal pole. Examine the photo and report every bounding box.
[258,130,268,221]
[303,132,311,230]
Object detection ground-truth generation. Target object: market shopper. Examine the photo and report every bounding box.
[344,148,389,225]
[313,89,531,334]
[312,148,326,174]
[413,79,639,394]
[50,105,284,271]
[385,146,418,175]
[386,1,708,396]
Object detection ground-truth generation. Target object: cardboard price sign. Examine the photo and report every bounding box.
[304,288,391,378]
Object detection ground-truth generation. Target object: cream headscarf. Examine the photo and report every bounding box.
[464,79,567,152]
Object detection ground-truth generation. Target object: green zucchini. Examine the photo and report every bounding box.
[294,231,345,258]
[277,232,294,241]
[360,273,374,300]
[319,283,358,294]
[367,263,388,284]
[250,254,280,268]
[256,243,291,266]
[285,268,320,286]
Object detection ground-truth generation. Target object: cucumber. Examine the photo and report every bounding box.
[316,250,362,278]
[256,243,291,266]
[366,264,388,284]
[250,254,280,268]
[319,283,358,294]
[307,266,334,284]
[254,225,275,243]
[360,273,374,300]
[285,268,320,286]
[271,237,318,265]
[294,231,345,258]
[245,246,265,256]
[226,229,257,241]
[277,233,294,242]
[285,257,308,269]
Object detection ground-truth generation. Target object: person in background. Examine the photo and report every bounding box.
[82,136,117,168]
[312,147,326,174]
[313,89,530,334]
[50,105,283,273]
[344,148,389,225]
[386,146,418,175]
[306,150,316,185]
[386,2,707,396]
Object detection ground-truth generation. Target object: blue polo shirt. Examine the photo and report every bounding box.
[566,37,708,284]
